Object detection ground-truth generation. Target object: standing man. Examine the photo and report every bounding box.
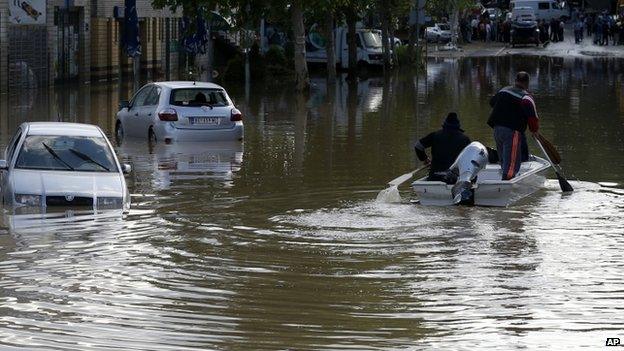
[550,17,559,42]
[471,16,479,41]
[487,72,540,180]
[415,113,471,181]
[574,18,583,44]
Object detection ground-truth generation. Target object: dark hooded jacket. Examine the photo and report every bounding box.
[415,114,471,178]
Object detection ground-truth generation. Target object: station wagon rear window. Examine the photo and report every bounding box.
[170,89,229,107]
[15,135,118,172]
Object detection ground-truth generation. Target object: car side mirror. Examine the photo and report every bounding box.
[0,160,6,170]
[121,163,132,174]
[119,100,130,110]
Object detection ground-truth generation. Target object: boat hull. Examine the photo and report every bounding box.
[412,156,550,207]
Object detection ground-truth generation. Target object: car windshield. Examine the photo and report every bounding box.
[361,31,382,48]
[438,24,450,31]
[170,89,229,107]
[15,135,118,172]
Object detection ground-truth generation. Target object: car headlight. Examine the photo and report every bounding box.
[15,194,42,206]
[97,197,123,209]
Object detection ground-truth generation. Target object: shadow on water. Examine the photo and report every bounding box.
[0,56,622,349]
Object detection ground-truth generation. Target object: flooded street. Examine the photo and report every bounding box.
[0,56,623,349]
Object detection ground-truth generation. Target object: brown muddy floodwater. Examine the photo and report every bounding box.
[0,56,623,350]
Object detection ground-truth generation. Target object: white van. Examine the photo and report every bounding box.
[510,0,569,21]
[306,26,384,69]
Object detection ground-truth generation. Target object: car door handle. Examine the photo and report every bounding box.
[147,113,152,116]
[134,113,139,116]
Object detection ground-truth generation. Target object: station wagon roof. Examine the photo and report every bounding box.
[155,81,226,90]
[25,122,104,137]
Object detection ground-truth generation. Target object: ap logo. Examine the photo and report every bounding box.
[606,338,621,346]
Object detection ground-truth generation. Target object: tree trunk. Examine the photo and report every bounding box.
[450,1,459,49]
[291,0,309,91]
[346,9,358,79]
[407,4,417,63]
[195,53,209,81]
[390,27,397,64]
[381,0,391,67]
[324,13,336,80]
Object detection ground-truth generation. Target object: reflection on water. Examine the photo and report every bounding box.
[116,140,244,191]
[0,56,622,349]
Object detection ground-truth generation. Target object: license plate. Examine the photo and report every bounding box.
[190,117,221,125]
[190,155,218,164]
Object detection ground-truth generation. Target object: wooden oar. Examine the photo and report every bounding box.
[387,164,430,187]
[534,133,561,165]
[533,134,573,192]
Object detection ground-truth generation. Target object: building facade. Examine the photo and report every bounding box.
[0,0,182,93]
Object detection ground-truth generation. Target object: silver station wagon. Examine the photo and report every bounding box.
[0,122,131,212]
[115,81,244,143]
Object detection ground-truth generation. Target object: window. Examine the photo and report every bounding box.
[15,135,118,172]
[538,2,550,9]
[361,31,382,48]
[131,86,153,107]
[144,86,161,106]
[551,2,560,9]
[169,89,229,107]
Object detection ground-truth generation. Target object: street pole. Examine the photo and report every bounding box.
[260,18,266,54]
[118,17,124,103]
[245,3,251,89]
[133,55,140,92]
[165,18,170,81]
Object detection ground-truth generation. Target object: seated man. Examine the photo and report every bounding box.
[414,113,472,181]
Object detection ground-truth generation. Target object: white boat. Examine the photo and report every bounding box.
[411,155,550,207]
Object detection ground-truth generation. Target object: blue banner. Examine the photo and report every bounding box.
[122,0,141,57]
[180,14,209,54]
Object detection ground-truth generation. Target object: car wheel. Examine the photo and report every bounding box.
[148,127,157,143]
[115,121,124,143]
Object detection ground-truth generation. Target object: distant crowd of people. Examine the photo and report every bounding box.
[573,10,624,45]
[459,12,507,44]
[457,7,624,46]
[537,18,566,43]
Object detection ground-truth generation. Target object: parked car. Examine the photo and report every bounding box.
[425,23,452,43]
[510,7,540,47]
[116,81,244,143]
[0,122,131,212]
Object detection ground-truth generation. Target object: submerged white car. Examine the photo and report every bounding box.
[0,122,131,212]
[115,81,244,143]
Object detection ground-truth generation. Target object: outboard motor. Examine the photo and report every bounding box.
[446,142,489,205]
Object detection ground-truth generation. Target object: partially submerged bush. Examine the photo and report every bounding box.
[396,45,424,68]
[222,44,294,84]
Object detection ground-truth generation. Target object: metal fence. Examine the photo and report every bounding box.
[7,25,49,89]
